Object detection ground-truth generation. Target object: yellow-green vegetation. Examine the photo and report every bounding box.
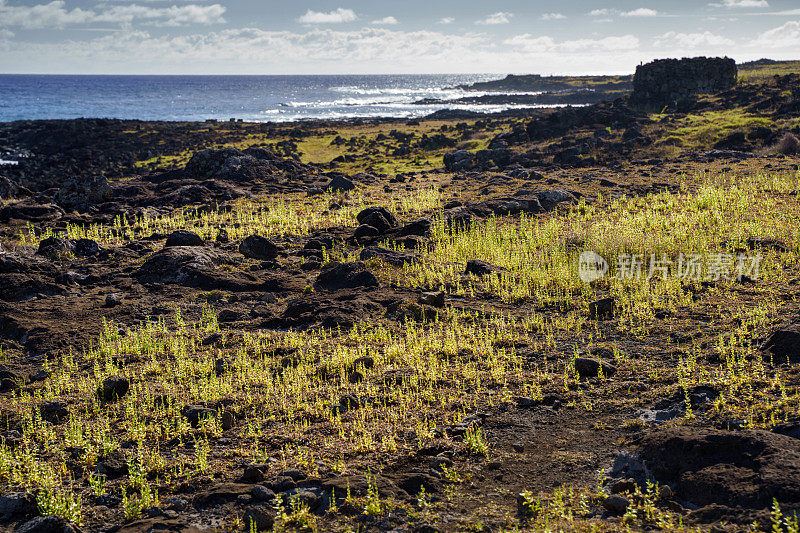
[18,186,441,247]
[3,169,800,528]
[402,170,800,308]
[651,109,777,152]
[739,60,800,82]
[131,119,508,175]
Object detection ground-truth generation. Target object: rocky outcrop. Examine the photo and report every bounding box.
[630,57,737,107]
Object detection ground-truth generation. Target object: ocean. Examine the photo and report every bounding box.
[0,74,545,123]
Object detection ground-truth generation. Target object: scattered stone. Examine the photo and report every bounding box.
[602,495,630,515]
[589,297,615,319]
[356,206,397,233]
[360,246,420,266]
[104,293,123,307]
[17,515,81,533]
[464,259,507,277]
[395,473,440,495]
[638,385,718,423]
[609,479,637,494]
[164,230,204,247]
[241,465,265,483]
[182,405,217,427]
[636,426,800,510]
[39,401,69,423]
[251,485,275,502]
[574,357,616,378]
[97,449,128,478]
[313,261,378,291]
[97,375,129,402]
[418,291,445,308]
[0,492,37,522]
[443,150,475,172]
[326,174,355,192]
[36,237,73,258]
[761,322,800,364]
[239,235,280,260]
[353,224,380,240]
[73,238,100,257]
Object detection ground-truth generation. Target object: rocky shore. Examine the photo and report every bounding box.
[0,58,800,532]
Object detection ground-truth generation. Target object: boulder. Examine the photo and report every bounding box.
[761,323,800,364]
[239,235,280,260]
[184,148,274,182]
[443,150,475,172]
[17,515,81,533]
[314,262,378,291]
[636,426,800,510]
[464,259,506,277]
[0,492,37,522]
[356,206,397,233]
[164,230,204,247]
[54,175,112,209]
[360,246,420,267]
[36,237,73,258]
[574,357,616,378]
[0,176,19,199]
[326,174,355,193]
[97,375,129,402]
[353,224,380,240]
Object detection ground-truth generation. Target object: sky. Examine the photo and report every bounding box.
[0,0,800,74]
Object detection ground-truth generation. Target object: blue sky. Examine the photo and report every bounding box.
[1,0,799,74]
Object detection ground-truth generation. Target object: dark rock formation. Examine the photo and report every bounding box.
[631,57,737,107]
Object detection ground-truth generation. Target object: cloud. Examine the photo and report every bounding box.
[476,12,513,25]
[0,0,225,29]
[298,7,356,24]
[503,33,639,53]
[709,0,768,6]
[541,13,566,20]
[751,20,800,48]
[371,16,397,25]
[98,4,226,26]
[589,9,609,16]
[438,17,454,24]
[0,26,653,75]
[620,8,658,17]
[654,31,735,47]
[0,29,13,40]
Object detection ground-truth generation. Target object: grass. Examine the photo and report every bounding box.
[18,186,442,247]
[4,167,800,529]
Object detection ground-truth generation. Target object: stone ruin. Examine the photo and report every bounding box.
[630,56,737,107]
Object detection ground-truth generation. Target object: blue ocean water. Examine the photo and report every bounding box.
[0,74,543,123]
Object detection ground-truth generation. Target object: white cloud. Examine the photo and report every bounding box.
[589,9,609,16]
[0,0,95,29]
[503,33,639,53]
[751,20,800,48]
[298,7,357,24]
[0,29,13,40]
[0,0,225,29]
[654,30,735,48]
[438,17,454,24]
[371,16,397,25]
[0,26,654,75]
[541,13,566,20]
[98,4,226,26]
[476,12,513,25]
[710,0,768,7]
[620,8,658,17]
